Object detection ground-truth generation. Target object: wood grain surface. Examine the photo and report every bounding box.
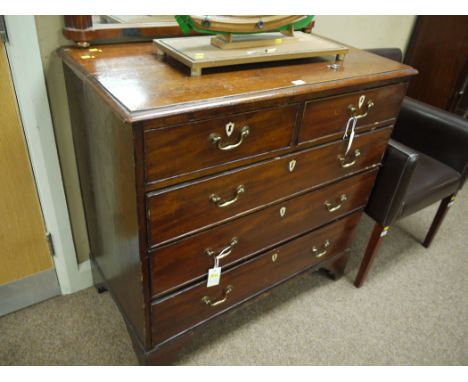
[144,104,298,183]
[58,41,417,122]
[300,82,407,144]
[150,169,378,298]
[151,211,362,345]
[63,65,148,346]
[146,127,392,247]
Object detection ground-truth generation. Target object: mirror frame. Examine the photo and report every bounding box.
[63,15,193,47]
[63,16,315,47]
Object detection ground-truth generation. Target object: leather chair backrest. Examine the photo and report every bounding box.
[365,48,403,63]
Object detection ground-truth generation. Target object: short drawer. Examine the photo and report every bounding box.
[144,105,298,183]
[150,169,378,298]
[146,126,391,246]
[299,83,406,144]
[151,211,362,345]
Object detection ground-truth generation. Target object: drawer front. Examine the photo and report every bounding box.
[150,169,378,298]
[151,211,362,345]
[299,83,406,144]
[146,126,391,246]
[144,105,298,183]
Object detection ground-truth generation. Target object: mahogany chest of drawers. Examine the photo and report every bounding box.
[59,41,416,365]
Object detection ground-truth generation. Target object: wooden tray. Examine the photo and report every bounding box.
[154,32,349,76]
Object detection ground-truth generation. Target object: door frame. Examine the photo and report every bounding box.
[4,16,92,294]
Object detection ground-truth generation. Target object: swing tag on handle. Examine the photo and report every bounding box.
[207,255,222,287]
[343,116,358,156]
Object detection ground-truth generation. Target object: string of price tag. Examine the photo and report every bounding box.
[343,115,358,155]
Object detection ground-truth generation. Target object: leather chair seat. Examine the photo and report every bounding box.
[400,150,461,218]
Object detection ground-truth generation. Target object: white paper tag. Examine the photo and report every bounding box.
[380,227,390,237]
[343,116,357,155]
[207,267,222,287]
[292,80,306,86]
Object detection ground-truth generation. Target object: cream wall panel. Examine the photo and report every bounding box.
[314,16,417,54]
[35,16,90,263]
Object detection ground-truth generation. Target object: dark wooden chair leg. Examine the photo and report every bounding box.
[354,222,388,288]
[422,193,456,248]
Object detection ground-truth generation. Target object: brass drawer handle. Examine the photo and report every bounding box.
[205,237,238,260]
[202,285,233,307]
[338,149,361,168]
[324,194,347,212]
[210,185,245,208]
[348,99,374,120]
[312,240,331,258]
[209,126,250,151]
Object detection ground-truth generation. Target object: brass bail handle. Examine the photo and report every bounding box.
[209,126,250,151]
[338,149,361,168]
[202,285,233,307]
[205,237,239,260]
[311,240,331,258]
[210,185,245,208]
[347,99,374,120]
[324,194,347,212]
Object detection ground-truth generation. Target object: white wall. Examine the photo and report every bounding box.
[35,16,90,264]
[314,16,417,55]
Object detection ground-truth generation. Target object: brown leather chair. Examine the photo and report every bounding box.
[354,48,468,287]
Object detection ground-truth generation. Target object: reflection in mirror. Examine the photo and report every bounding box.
[63,15,186,47]
[92,15,177,26]
[63,15,315,48]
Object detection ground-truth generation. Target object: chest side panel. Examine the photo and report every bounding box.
[63,65,148,347]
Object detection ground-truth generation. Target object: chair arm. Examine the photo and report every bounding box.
[365,139,419,227]
[392,97,468,186]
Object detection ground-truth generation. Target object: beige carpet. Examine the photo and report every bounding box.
[1,188,467,365]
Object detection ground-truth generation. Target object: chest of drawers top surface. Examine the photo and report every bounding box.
[59,40,416,122]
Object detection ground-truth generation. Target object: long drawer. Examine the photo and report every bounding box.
[149,169,378,298]
[144,105,298,184]
[151,211,362,345]
[146,126,391,246]
[299,83,406,145]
